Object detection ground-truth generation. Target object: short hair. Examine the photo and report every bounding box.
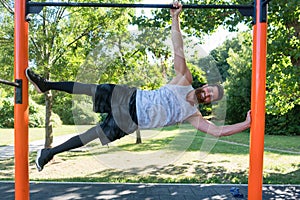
[207,83,224,102]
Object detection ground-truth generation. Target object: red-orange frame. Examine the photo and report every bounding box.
[13,0,267,199]
[249,0,267,199]
[14,0,29,199]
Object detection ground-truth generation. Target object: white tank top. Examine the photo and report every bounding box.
[136,84,198,129]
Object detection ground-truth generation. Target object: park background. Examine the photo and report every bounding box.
[0,0,299,184]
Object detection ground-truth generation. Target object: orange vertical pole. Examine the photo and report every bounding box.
[14,0,29,199]
[248,0,268,199]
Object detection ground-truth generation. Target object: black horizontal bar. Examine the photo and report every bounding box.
[0,79,20,87]
[27,2,253,10]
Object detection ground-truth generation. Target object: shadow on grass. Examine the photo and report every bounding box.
[36,160,249,184]
[54,130,294,163]
[0,158,15,179]
[27,148,300,185]
[0,151,299,185]
[264,164,300,184]
[103,132,251,155]
[32,161,300,185]
[114,137,176,152]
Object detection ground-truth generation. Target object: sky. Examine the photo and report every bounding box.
[136,0,247,52]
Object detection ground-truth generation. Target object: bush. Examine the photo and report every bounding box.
[0,97,62,128]
[52,94,75,125]
[29,100,62,128]
[72,99,100,125]
[53,93,101,125]
[266,105,300,136]
[0,98,14,128]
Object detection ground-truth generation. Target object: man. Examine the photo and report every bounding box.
[26,2,251,172]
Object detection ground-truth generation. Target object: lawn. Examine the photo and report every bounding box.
[0,124,299,184]
[0,125,93,146]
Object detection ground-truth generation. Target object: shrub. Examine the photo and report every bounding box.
[29,100,62,128]
[0,98,14,128]
[72,99,100,125]
[53,95,75,125]
[0,97,62,128]
[266,105,300,136]
[53,93,101,125]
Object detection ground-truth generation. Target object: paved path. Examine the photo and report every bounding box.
[0,181,299,199]
[0,134,78,160]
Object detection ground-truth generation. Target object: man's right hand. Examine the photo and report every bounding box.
[170,1,182,18]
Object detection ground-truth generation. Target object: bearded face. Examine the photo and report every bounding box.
[194,84,223,104]
[195,87,207,104]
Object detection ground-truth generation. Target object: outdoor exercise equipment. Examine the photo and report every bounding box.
[25,2,254,17]
[0,79,20,87]
[11,0,269,199]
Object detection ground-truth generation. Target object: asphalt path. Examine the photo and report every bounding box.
[0,181,299,199]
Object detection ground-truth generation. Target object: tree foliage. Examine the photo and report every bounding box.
[0,2,14,97]
[264,0,300,115]
[225,33,252,123]
[0,97,61,128]
[210,31,299,135]
[27,0,141,147]
[210,37,242,81]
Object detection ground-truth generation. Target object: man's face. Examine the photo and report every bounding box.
[195,85,219,104]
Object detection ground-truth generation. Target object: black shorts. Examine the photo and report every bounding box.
[93,84,138,145]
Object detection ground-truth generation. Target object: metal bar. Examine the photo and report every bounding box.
[27,2,253,10]
[14,0,29,198]
[248,0,268,199]
[26,2,254,17]
[0,79,20,87]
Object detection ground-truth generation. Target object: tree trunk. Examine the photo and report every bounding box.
[44,91,53,148]
[136,129,142,144]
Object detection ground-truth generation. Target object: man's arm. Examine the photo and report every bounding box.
[169,2,192,85]
[186,111,251,137]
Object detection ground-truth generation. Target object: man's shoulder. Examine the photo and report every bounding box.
[168,74,193,85]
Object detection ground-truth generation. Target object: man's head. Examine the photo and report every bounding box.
[194,83,224,104]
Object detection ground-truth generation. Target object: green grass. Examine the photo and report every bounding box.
[220,132,300,152]
[0,125,93,146]
[0,124,299,184]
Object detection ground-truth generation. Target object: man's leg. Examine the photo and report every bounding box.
[35,125,104,172]
[26,68,96,96]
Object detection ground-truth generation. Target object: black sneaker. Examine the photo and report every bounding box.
[35,148,53,172]
[25,68,48,93]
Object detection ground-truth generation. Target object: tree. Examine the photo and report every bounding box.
[210,31,299,135]
[210,38,242,81]
[225,33,252,123]
[27,1,145,147]
[260,0,299,135]
[264,0,300,115]
[0,1,14,97]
